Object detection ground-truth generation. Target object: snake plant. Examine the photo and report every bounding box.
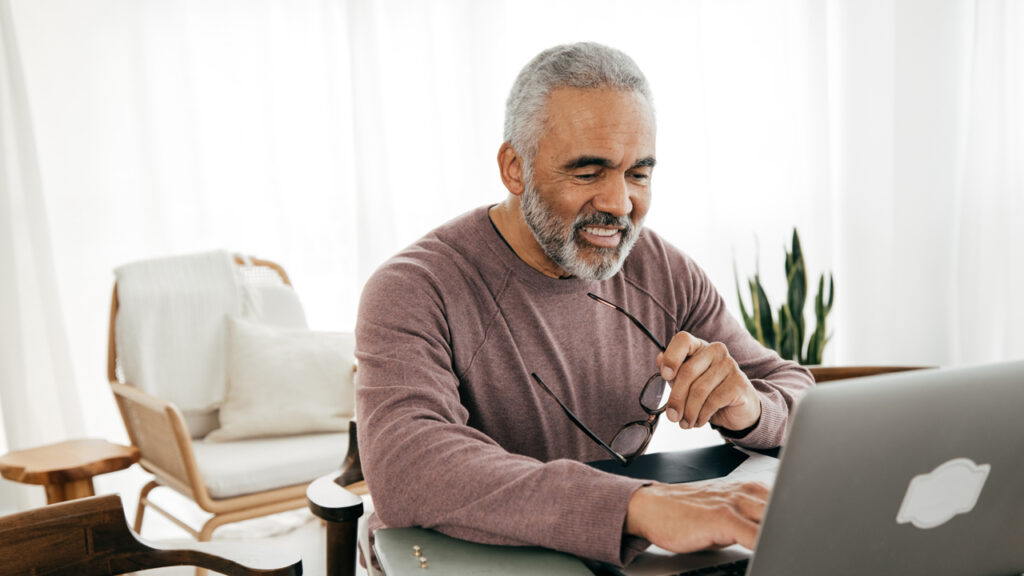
[734,229,834,365]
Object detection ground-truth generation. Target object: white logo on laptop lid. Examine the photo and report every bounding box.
[897,457,991,529]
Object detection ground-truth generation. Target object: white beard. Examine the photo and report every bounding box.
[520,181,643,281]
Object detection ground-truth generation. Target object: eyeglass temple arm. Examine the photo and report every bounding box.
[587,293,667,351]
[530,373,628,466]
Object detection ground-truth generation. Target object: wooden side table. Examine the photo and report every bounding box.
[0,438,140,504]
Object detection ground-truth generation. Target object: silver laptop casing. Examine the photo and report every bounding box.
[748,360,1024,576]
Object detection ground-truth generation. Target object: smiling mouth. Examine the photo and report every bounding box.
[578,226,623,248]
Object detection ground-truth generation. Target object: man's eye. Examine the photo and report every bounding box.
[575,173,599,180]
[630,172,650,181]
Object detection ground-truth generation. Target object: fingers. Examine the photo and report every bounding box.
[740,480,772,500]
[680,345,734,428]
[660,334,759,431]
[658,331,707,381]
[694,371,743,428]
[733,491,767,523]
[626,481,771,553]
[723,514,761,550]
[659,332,708,426]
[702,482,769,549]
[662,338,727,427]
[704,482,769,522]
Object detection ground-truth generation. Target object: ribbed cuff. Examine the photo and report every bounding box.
[547,460,651,566]
[716,390,786,449]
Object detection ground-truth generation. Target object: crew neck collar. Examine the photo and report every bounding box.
[478,206,596,294]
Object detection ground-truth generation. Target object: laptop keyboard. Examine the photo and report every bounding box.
[673,558,749,576]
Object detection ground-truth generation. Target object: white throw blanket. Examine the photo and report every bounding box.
[114,250,241,431]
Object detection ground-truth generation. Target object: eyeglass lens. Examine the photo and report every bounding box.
[609,375,671,458]
[610,423,649,457]
[640,373,671,412]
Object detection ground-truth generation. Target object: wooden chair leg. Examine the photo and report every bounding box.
[196,515,225,576]
[326,517,359,576]
[135,480,160,533]
[308,471,364,576]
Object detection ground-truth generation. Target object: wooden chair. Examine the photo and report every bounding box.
[108,254,351,544]
[0,494,301,575]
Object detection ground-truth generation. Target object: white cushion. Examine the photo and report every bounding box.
[193,432,348,499]
[182,410,222,440]
[247,283,308,329]
[204,317,355,442]
[192,281,308,438]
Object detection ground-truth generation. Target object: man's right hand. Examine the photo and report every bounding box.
[624,481,770,552]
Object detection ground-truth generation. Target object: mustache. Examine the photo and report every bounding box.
[572,211,633,232]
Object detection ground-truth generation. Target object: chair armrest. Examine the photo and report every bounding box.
[307,471,364,523]
[308,471,364,576]
[0,494,301,576]
[308,421,366,576]
[147,538,302,575]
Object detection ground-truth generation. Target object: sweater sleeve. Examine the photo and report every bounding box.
[676,255,814,449]
[355,262,650,566]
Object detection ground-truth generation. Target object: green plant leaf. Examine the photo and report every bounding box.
[787,229,807,362]
[735,232,833,365]
[806,325,824,365]
[733,260,757,337]
[806,273,830,364]
[824,273,835,314]
[754,276,776,350]
[778,304,795,360]
[748,279,765,345]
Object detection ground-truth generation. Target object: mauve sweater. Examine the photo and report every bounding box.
[355,206,812,566]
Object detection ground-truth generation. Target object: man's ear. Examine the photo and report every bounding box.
[497,142,525,197]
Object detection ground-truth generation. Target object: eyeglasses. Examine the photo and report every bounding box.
[530,293,670,466]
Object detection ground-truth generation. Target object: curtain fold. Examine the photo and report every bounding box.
[953,0,1024,363]
[0,0,85,511]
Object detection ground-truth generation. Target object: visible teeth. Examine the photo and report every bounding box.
[583,227,619,237]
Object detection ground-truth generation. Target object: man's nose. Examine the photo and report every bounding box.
[592,175,633,217]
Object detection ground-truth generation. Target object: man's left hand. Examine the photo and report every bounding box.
[657,332,761,432]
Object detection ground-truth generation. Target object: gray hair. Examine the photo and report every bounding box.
[503,42,654,173]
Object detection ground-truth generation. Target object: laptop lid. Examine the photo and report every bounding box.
[749,359,1024,576]
[621,360,1024,576]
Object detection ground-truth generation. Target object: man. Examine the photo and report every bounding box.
[355,42,812,568]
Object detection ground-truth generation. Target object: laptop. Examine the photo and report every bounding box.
[618,359,1024,576]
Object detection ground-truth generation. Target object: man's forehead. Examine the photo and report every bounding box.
[538,87,656,165]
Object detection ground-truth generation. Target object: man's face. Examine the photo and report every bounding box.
[521,87,656,280]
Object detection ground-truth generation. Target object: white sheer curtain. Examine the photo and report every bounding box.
[827,0,977,365]
[0,0,85,511]
[828,0,1022,366]
[953,0,1024,363]
[1,0,1021,512]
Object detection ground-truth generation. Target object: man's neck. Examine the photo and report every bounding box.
[488,201,570,279]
